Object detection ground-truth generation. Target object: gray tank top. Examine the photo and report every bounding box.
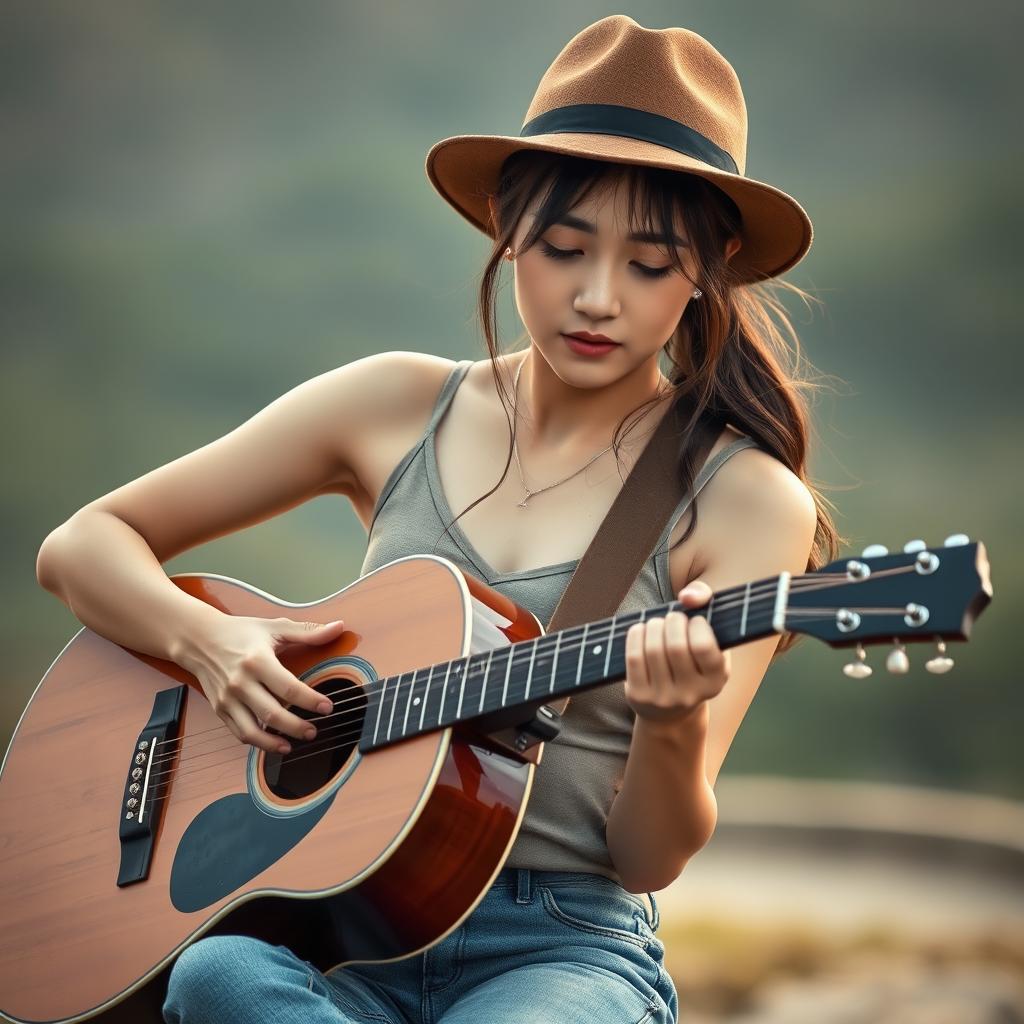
[359,359,760,884]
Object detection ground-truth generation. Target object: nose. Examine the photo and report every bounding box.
[572,259,622,321]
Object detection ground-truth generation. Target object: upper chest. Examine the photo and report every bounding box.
[426,365,738,593]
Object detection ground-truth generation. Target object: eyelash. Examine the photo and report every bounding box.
[539,240,674,279]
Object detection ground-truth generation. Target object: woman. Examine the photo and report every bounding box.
[36,15,838,1024]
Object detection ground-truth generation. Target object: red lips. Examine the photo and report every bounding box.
[565,331,618,345]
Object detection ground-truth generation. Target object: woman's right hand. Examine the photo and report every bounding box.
[175,612,349,755]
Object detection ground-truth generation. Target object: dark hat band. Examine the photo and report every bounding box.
[520,103,739,176]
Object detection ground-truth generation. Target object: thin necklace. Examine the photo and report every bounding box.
[511,358,615,509]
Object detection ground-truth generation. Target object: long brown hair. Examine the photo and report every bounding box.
[435,150,843,655]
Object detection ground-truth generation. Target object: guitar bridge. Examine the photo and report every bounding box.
[116,684,187,887]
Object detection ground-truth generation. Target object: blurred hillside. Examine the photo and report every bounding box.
[2,1,1020,795]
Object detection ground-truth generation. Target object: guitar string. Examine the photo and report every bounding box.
[145,603,793,802]
[146,575,801,767]
[144,601,909,804]
[143,600,919,801]
[148,563,914,763]
[147,568,855,760]
[144,568,919,790]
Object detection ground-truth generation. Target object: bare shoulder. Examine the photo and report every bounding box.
[672,433,818,593]
[698,443,817,577]
[338,350,457,414]
[328,350,458,518]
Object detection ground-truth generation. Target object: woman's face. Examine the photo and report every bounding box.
[504,179,719,389]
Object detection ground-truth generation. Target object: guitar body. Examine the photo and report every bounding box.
[0,555,544,1024]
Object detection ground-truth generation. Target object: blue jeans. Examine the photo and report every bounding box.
[163,867,677,1023]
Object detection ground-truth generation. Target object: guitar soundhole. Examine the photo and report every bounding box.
[262,676,366,800]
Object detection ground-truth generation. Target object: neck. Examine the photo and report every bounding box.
[359,572,790,753]
[516,348,669,448]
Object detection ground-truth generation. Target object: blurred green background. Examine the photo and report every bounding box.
[3,1,1020,796]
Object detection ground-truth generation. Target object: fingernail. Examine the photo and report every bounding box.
[318,700,333,714]
[305,727,317,741]
[278,743,291,754]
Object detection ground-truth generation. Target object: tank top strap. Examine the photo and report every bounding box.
[367,359,474,534]
[424,358,474,436]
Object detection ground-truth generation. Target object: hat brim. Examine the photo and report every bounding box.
[426,132,812,283]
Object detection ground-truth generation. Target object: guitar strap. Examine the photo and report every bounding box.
[543,394,725,717]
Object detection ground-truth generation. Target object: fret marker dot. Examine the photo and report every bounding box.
[593,645,602,655]
[413,697,420,706]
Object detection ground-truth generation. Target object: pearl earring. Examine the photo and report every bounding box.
[692,288,702,299]
[505,247,516,261]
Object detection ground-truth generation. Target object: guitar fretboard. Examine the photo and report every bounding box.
[359,573,788,752]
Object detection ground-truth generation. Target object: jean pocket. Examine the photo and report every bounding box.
[538,884,650,948]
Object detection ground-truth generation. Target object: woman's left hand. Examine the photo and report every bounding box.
[624,580,730,725]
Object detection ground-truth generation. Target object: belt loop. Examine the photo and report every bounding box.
[516,868,533,904]
[645,891,659,930]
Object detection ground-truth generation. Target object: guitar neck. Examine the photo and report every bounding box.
[360,572,789,752]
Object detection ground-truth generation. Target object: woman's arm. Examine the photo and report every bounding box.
[605,449,818,892]
[35,350,454,748]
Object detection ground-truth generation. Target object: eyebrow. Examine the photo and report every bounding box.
[553,214,689,247]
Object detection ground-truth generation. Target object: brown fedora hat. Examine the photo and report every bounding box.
[426,15,813,283]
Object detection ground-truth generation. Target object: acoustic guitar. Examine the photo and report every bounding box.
[0,537,992,1023]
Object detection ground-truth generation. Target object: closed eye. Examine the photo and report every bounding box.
[539,240,673,280]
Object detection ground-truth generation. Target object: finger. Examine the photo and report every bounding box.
[663,609,695,685]
[249,690,319,744]
[677,581,713,609]
[625,623,649,692]
[687,613,726,679]
[259,654,334,716]
[642,616,674,698]
[226,701,291,755]
[272,618,346,650]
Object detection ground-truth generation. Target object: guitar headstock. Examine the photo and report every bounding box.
[784,534,992,677]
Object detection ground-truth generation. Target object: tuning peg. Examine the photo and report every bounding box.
[885,641,910,674]
[843,643,873,678]
[925,639,955,674]
[943,533,970,547]
[861,544,889,558]
[903,539,927,553]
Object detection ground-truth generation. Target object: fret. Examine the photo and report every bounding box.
[607,617,628,681]
[478,648,495,714]
[739,581,751,638]
[548,631,562,694]
[384,670,408,741]
[523,637,539,701]
[455,657,471,720]
[501,643,515,706]
[450,660,468,722]
[772,571,791,633]
[436,660,455,725]
[707,596,714,626]
[603,615,616,678]
[400,668,417,737]
[419,663,435,733]
[370,675,388,746]
[574,623,590,686]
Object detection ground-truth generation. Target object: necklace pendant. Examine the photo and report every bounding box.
[518,492,532,509]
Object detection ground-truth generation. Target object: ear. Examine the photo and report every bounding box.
[724,236,742,263]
